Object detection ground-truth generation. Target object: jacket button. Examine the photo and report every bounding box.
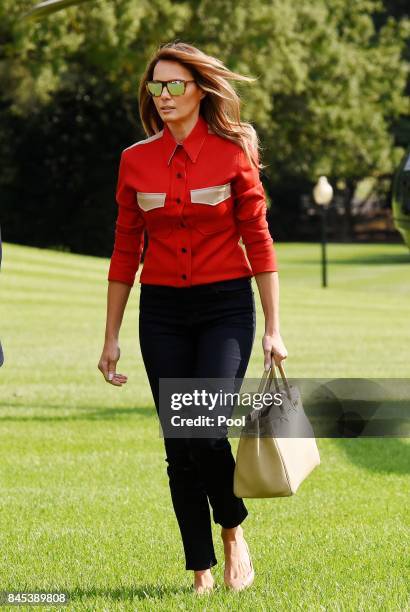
[181,274,187,280]
[176,172,183,178]
[176,198,181,204]
[181,248,187,253]
[179,221,186,228]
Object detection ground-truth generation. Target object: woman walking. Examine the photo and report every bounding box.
[98,41,287,594]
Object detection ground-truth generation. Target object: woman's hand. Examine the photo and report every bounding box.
[262,331,288,371]
[98,339,128,386]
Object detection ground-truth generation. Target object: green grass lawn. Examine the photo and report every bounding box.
[0,241,409,611]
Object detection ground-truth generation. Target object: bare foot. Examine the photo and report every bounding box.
[221,525,254,591]
[193,569,214,594]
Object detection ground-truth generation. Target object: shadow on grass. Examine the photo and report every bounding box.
[0,404,156,421]
[332,437,410,475]
[291,252,410,266]
[68,583,195,602]
[327,253,410,265]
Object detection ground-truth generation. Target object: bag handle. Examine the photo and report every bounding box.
[259,360,291,400]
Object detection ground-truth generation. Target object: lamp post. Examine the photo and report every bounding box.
[313,176,333,288]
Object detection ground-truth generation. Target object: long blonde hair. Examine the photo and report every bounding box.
[139,41,262,169]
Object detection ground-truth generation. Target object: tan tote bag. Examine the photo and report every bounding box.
[233,362,321,498]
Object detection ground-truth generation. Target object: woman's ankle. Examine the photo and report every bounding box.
[221,524,244,543]
[193,568,214,589]
[194,568,213,576]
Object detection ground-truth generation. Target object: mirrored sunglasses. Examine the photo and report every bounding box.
[146,80,195,97]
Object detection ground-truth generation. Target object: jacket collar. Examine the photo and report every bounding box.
[162,114,209,165]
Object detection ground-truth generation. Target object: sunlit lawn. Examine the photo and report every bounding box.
[0,241,409,610]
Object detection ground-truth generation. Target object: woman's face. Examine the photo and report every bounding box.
[151,59,206,125]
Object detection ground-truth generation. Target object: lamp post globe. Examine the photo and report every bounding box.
[313,176,333,206]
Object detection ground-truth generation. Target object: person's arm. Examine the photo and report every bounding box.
[105,281,132,342]
[254,271,287,370]
[98,281,132,386]
[232,145,287,369]
[98,151,145,386]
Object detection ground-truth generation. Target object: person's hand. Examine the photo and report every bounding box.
[98,339,128,386]
[262,331,288,371]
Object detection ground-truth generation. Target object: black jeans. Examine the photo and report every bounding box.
[138,276,256,570]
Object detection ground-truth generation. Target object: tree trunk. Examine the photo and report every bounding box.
[342,179,356,242]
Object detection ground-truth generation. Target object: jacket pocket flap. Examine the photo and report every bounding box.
[190,183,231,206]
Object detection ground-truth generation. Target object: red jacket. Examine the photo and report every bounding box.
[107,114,278,287]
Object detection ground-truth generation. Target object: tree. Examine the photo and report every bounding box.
[1,0,409,246]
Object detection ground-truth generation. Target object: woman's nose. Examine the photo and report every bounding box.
[160,86,172,99]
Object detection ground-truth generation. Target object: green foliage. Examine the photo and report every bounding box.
[1,0,190,112]
[2,0,408,176]
[0,1,408,250]
[185,0,409,180]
